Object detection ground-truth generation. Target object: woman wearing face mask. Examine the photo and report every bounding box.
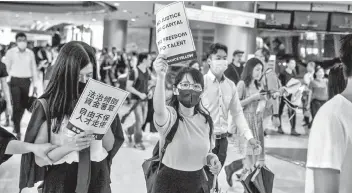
[152,55,222,193]
[307,66,329,120]
[19,41,123,193]
[237,58,268,174]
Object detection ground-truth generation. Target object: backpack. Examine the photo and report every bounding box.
[142,110,213,193]
[142,118,179,193]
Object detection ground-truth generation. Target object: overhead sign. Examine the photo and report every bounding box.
[156,1,197,65]
[155,3,260,28]
[68,79,129,140]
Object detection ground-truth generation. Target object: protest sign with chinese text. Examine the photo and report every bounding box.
[155,1,196,65]
[68,79,129,140]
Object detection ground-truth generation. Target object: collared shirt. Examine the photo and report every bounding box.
[202,71,253,140]
[3,47,37,81]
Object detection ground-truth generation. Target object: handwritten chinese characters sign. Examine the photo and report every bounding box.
[68,79,129,140]
[156,1,197,65]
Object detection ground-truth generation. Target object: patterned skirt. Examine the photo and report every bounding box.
[233,112,263,156]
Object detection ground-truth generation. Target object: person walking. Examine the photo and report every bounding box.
[224,50,244,85]
[152,55,221,193]
[235,58,268,176]
[3,32,38,140]
[126,53,152,150]
[278,57,300,136]
[0,58,12,127]
[307,66,329,120]
[201,43,260,190]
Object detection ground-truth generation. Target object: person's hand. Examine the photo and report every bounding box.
[6,105,12,118]
[252,93,267,101]
[64,131,94,152]
[248,138,262,155]
[260,93,268,101]
[255,160,265,167]
[153,55,168,78]
[147,90,153,99]
[208,155,222,175]
[31,143,58,165]
[33,86,38,96]
[272,116,280,128]
[271,91,281,99]
[279,87,287,95]
[139,93,147,100]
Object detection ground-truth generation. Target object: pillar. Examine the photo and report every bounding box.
[196,29,203,62]
[103,19,127,50]
[215,1,257,61]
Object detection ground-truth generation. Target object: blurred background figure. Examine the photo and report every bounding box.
[189,60,201,71]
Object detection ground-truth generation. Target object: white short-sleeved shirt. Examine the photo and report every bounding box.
[50,117,108,164]
[154,106,211,171]
[305,94,352,193]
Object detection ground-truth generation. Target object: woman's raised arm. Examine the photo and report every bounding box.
[153,55,169,126]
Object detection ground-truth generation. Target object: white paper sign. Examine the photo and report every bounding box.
[156,1,197,65]
[68,79,129,140]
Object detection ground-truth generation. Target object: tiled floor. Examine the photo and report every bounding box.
[0,100,308,193]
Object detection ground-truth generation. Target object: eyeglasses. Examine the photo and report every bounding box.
[177,82,203,92]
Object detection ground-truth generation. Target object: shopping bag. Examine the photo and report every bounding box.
[251,166,275,193]
[240,169,260,193]
[27,89,38,112]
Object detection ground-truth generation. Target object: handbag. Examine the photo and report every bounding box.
[142,117,179,193]
[36,98,52,193]
[0,96,6,115]
[27,89,38,113]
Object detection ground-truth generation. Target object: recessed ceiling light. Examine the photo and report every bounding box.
[131,18,136,22]
[114,3,119,6]
[123,10,127,13]
[92,18,96,22]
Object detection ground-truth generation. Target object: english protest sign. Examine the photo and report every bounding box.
[155,1,197,65]
[68,79,129,140]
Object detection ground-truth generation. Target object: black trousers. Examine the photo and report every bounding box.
[153,164,206,193]
[9,77,31,134]
[204,137,228,191]
[279,95,296,132]
[311,99,326,120]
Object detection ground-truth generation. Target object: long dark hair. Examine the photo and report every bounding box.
[328,63,348,99]
[313,65,324,79]
[241,57,264,89]
[42,41,96,133]
[169,67,214,136]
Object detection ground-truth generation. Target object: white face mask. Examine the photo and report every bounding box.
[17,42,27,50]
[211,60,228,75]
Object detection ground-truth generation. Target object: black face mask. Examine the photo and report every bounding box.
[177,89,202,108]
[78,82,87,94]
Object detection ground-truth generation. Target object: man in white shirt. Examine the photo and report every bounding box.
[201,43,260,190]
[305,34,352,193]
[3,32,38,139]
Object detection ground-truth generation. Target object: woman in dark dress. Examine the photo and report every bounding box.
[19,41,125,193]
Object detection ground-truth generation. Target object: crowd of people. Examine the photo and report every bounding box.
[0,30,351,193]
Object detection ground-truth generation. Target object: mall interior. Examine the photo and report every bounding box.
[0,1,351,65]
[0,1,351,193]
